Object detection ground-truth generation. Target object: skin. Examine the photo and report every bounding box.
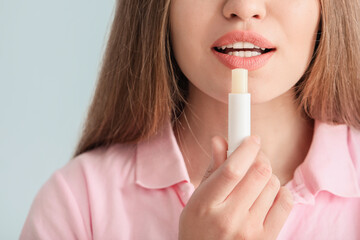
[171,0,320,186]
[170,0,320,239]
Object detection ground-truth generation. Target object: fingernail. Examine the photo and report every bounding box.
[252,135,261,145]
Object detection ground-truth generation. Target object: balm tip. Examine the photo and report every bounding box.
[232,68,248,94]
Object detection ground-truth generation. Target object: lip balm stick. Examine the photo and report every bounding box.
[227,68,251,158]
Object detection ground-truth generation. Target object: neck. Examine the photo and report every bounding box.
[174,83,314,189]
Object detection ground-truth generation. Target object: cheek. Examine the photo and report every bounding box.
[170,3,201,81]
[251,0,320,103]
[282,0,320,69]
[170,1,229,102]
[283,1,320,66]
[170,0,209,66]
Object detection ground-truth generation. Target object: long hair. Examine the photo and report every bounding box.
[296,0,360,126]
[73,0,360,157]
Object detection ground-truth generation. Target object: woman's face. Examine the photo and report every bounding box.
[170,0,321,104]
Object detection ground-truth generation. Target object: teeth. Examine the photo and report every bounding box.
[218,41,265,50]
[244,42,254,48]
[245,51,252,57]
[233,42,244,48]
[226,51,262,57]
[215,41,271,57]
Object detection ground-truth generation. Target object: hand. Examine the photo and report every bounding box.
[178,136,294,240]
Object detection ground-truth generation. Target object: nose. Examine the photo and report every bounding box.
[222,0,266,22]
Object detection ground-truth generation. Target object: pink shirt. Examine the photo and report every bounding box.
[20,121,360,239]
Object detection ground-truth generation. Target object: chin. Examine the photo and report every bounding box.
[250,96,271,105]
[251,87,296,105]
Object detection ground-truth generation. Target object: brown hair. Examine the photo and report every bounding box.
[296,0,360,127]
[73,0,360,157]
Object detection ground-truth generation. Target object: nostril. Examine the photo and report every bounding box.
[227,12,264,21]
[253,14,261,19]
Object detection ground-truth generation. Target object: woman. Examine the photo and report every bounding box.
[20,0,360,239]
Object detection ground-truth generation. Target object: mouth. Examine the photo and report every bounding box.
[213,42,275,57]
[211,31,276,70]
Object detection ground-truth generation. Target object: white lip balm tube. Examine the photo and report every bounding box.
[227,68,251,158]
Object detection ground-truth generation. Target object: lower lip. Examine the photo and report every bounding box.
[212,49,275,71]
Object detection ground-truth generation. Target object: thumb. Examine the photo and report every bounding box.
[200,136,228,184]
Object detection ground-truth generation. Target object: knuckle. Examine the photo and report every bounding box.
[222,163,243,181]
[257,151,270,164]
[240,136,261,153]
[244,136,258,146]
[268,174,281,191]
[215,214,233,236]
[234,232,246,240]
[182,204,213,223]
[240,224,260,240]
[195,203,212,218]
[278,188,294,212]
[253,161,272,179]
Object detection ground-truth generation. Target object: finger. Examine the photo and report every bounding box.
[194,136,261,207]
[264,187,294,237]
[249,174,280,224]
[200,136,227,184]
[212,136,228,170]
[225,151,272,210]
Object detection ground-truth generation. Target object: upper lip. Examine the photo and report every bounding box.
[212,30,276,49]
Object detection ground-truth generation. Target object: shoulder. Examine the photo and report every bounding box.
[20,144,138,239]
[35,142,138,214]
[60,143,137,189]
[38,142,138,208]
[314,122,360,179]
[315,122,359,161]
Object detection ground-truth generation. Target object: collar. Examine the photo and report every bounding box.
[135,120,360,204]
[135,121,190,189]
[285,121,360,204]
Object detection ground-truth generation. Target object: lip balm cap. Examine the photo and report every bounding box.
[232,69,248,94]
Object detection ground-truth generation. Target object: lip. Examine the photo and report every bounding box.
[211,30,276,71]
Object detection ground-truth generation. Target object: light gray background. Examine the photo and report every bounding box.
[0,0,115,238]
